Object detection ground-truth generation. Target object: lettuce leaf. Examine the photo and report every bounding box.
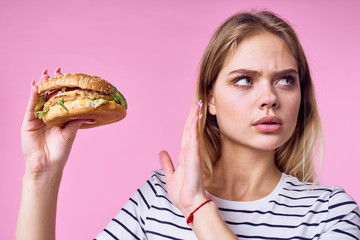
[57,98,68,111]
[34,95,45,113]
[34,95,49,119]
[110,87,128,109]
[35,108,49,119]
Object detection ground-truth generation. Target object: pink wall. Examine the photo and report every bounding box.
[1,0,359,239]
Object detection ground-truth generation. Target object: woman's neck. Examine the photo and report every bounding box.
[204,143,281,202]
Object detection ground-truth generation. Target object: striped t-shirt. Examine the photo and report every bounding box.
[95,170,360,239]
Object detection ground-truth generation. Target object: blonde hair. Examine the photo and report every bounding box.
[196,11,324,183]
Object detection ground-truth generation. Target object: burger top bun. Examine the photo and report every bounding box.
[38,73,115,95]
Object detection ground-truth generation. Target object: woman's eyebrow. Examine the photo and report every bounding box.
[227,69,258,76]
[273,69,299,78]
[227,68,299,77]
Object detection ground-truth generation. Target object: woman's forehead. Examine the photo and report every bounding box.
[222,32,298,75]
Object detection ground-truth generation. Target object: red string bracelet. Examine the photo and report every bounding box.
[186,199,212,225]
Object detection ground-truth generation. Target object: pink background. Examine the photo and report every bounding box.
[1,0,359,239]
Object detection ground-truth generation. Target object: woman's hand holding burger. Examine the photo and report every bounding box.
[21,68,92,179]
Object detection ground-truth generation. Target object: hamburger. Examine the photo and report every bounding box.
[34,73,127,129]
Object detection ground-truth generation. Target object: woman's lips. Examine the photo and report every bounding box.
[253,116,283,133]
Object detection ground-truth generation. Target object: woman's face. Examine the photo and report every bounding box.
[208,31,301,151]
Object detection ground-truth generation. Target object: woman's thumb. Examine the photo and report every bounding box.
[159,150,175,179]
[61,120,94,144]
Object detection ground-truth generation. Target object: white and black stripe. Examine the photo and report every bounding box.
[95,170,360,240]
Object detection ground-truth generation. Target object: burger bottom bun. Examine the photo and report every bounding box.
[42,101,127,129]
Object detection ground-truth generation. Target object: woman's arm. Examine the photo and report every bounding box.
[16,171,63,240]
[159,102,237,240]
[15,69,90,240]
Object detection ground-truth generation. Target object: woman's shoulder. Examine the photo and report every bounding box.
[283,173,349,193]
[280,173,359,212]
[282,174,360,237]
[141,169,167,194]
[149,169,167,186]
[134,169,183,216]
[120,169,172,216]
[134,169,170,203]
[135,169,166,190]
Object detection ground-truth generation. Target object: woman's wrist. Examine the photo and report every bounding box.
[189,200,237,240]
[187,199,215,226]
[182,194,209,219]
[186,199,212,225]
[23,167,63,187]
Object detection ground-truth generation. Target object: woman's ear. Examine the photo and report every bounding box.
[208,92,216,115]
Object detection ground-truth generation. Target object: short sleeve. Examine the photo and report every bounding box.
[95,177,158,240]
[319,186,360,239]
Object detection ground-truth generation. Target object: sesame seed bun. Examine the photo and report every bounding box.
[38,73,115,95]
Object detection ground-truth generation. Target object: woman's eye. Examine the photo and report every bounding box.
[277,77,294,86]
[235,77,252,86]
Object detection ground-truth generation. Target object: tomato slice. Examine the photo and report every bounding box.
[49,90,60,100]
[48,87,79,100]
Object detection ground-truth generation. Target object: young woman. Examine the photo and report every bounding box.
[16,11,360,240]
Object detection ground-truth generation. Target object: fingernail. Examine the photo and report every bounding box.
[31,80,35,86]
[42,69,48,75]
[197,100,203,110]
[198,113,203,122]
[55,67,61,74]
[82,120,96,124]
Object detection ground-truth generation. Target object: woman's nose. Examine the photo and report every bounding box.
[258,84,279,110]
